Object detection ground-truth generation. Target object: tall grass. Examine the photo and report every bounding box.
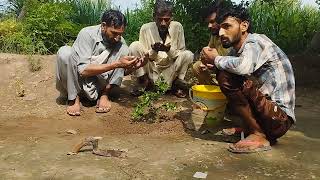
[250,0,320,53]
[124,0,153,44]
[67,0,111,25]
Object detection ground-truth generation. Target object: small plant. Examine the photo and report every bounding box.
[132,75,177,123]
[27,55,42,72]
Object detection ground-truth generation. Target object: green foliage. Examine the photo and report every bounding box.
[0,0,81,54]
[0,19,45,54]
[67,0,111,25]
[24,1,80,54]
[250,0,320,53]
[0,0,110,54]
[124,0,153,44]
[0,18,21,36]
[173,0,212,52]
[0,32,34,54]
[132,75,176,123]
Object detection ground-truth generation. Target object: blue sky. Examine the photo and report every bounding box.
[112,0,318,10]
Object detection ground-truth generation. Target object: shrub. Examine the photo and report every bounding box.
[132,76,176,123]
[24,1,80,54]
[0,18,21,37]
[0,32,33,54]
[174,0,212,52]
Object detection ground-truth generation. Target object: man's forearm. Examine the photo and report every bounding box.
[80,62,121,77]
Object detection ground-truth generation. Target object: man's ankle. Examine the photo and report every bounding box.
[252,131,267,138]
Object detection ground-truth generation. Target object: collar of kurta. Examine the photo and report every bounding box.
[237,33,255,54]
[152,22,173,45]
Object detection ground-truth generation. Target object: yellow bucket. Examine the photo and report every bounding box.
[189,85,227,126]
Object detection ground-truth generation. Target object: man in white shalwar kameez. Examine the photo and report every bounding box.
[129,0,193,97]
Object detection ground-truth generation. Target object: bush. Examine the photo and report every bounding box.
[24,1,80,54]
[174,0,213,52]
[0,18,21,37]
[0,0,81,54]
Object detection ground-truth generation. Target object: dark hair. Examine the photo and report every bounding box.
[217,1,252,32]
[202,0,234,20]
[101,9,127,28]
[154,0,174,17]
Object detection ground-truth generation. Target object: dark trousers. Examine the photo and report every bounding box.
[217,71,293,142]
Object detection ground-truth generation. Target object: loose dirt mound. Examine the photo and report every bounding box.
[0,53,191,138]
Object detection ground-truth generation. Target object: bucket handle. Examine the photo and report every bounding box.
[189,88,227,112]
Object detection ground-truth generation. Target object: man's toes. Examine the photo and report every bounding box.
[67,107,81,116]
[67,110,76,116]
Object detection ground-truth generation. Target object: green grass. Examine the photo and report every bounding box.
[249,0,320,53]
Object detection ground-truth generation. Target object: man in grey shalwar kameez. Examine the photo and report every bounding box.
[56,10,144,116]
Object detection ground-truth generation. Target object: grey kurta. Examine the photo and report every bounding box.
[56,25,129,101]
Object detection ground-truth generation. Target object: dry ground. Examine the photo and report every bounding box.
[0,53,319,180]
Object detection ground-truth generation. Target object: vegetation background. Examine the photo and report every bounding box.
[0,0,319,55]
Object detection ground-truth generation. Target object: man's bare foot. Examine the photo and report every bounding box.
[96,95,111,113]
[67,96,81,116]
[228,132,271,153]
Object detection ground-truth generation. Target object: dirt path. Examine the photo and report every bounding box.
[0,53,319,179]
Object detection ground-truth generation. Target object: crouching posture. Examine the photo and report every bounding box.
[129,0,193,97]
[56,10,144,116]
[201,5,295,153]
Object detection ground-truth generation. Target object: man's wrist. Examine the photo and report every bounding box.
[114,61,122,68]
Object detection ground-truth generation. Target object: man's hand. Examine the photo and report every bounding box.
[199,62,208,71]
[117,56,137,68]
[151,42,170,52]
[200,47,219,65]
[199,62,216,72]
[124,54,150,76]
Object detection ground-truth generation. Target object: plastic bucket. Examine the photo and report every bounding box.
[189,85,227,126]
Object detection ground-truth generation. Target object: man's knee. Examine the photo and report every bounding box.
[129,41,144,56]
[216,71,234,90]
[179,50,194,64]
[57,46,73,64]
[216,71,248,104]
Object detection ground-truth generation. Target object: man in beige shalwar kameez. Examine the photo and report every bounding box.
[129,0,193,97]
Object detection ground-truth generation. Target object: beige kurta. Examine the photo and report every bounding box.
[129,21,193,86]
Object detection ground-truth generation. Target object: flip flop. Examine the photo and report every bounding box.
[95,100,111,113]
[228,140,271,153]
[222,127,244,136]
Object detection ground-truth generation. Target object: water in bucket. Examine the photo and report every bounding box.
[189,85,227,127]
